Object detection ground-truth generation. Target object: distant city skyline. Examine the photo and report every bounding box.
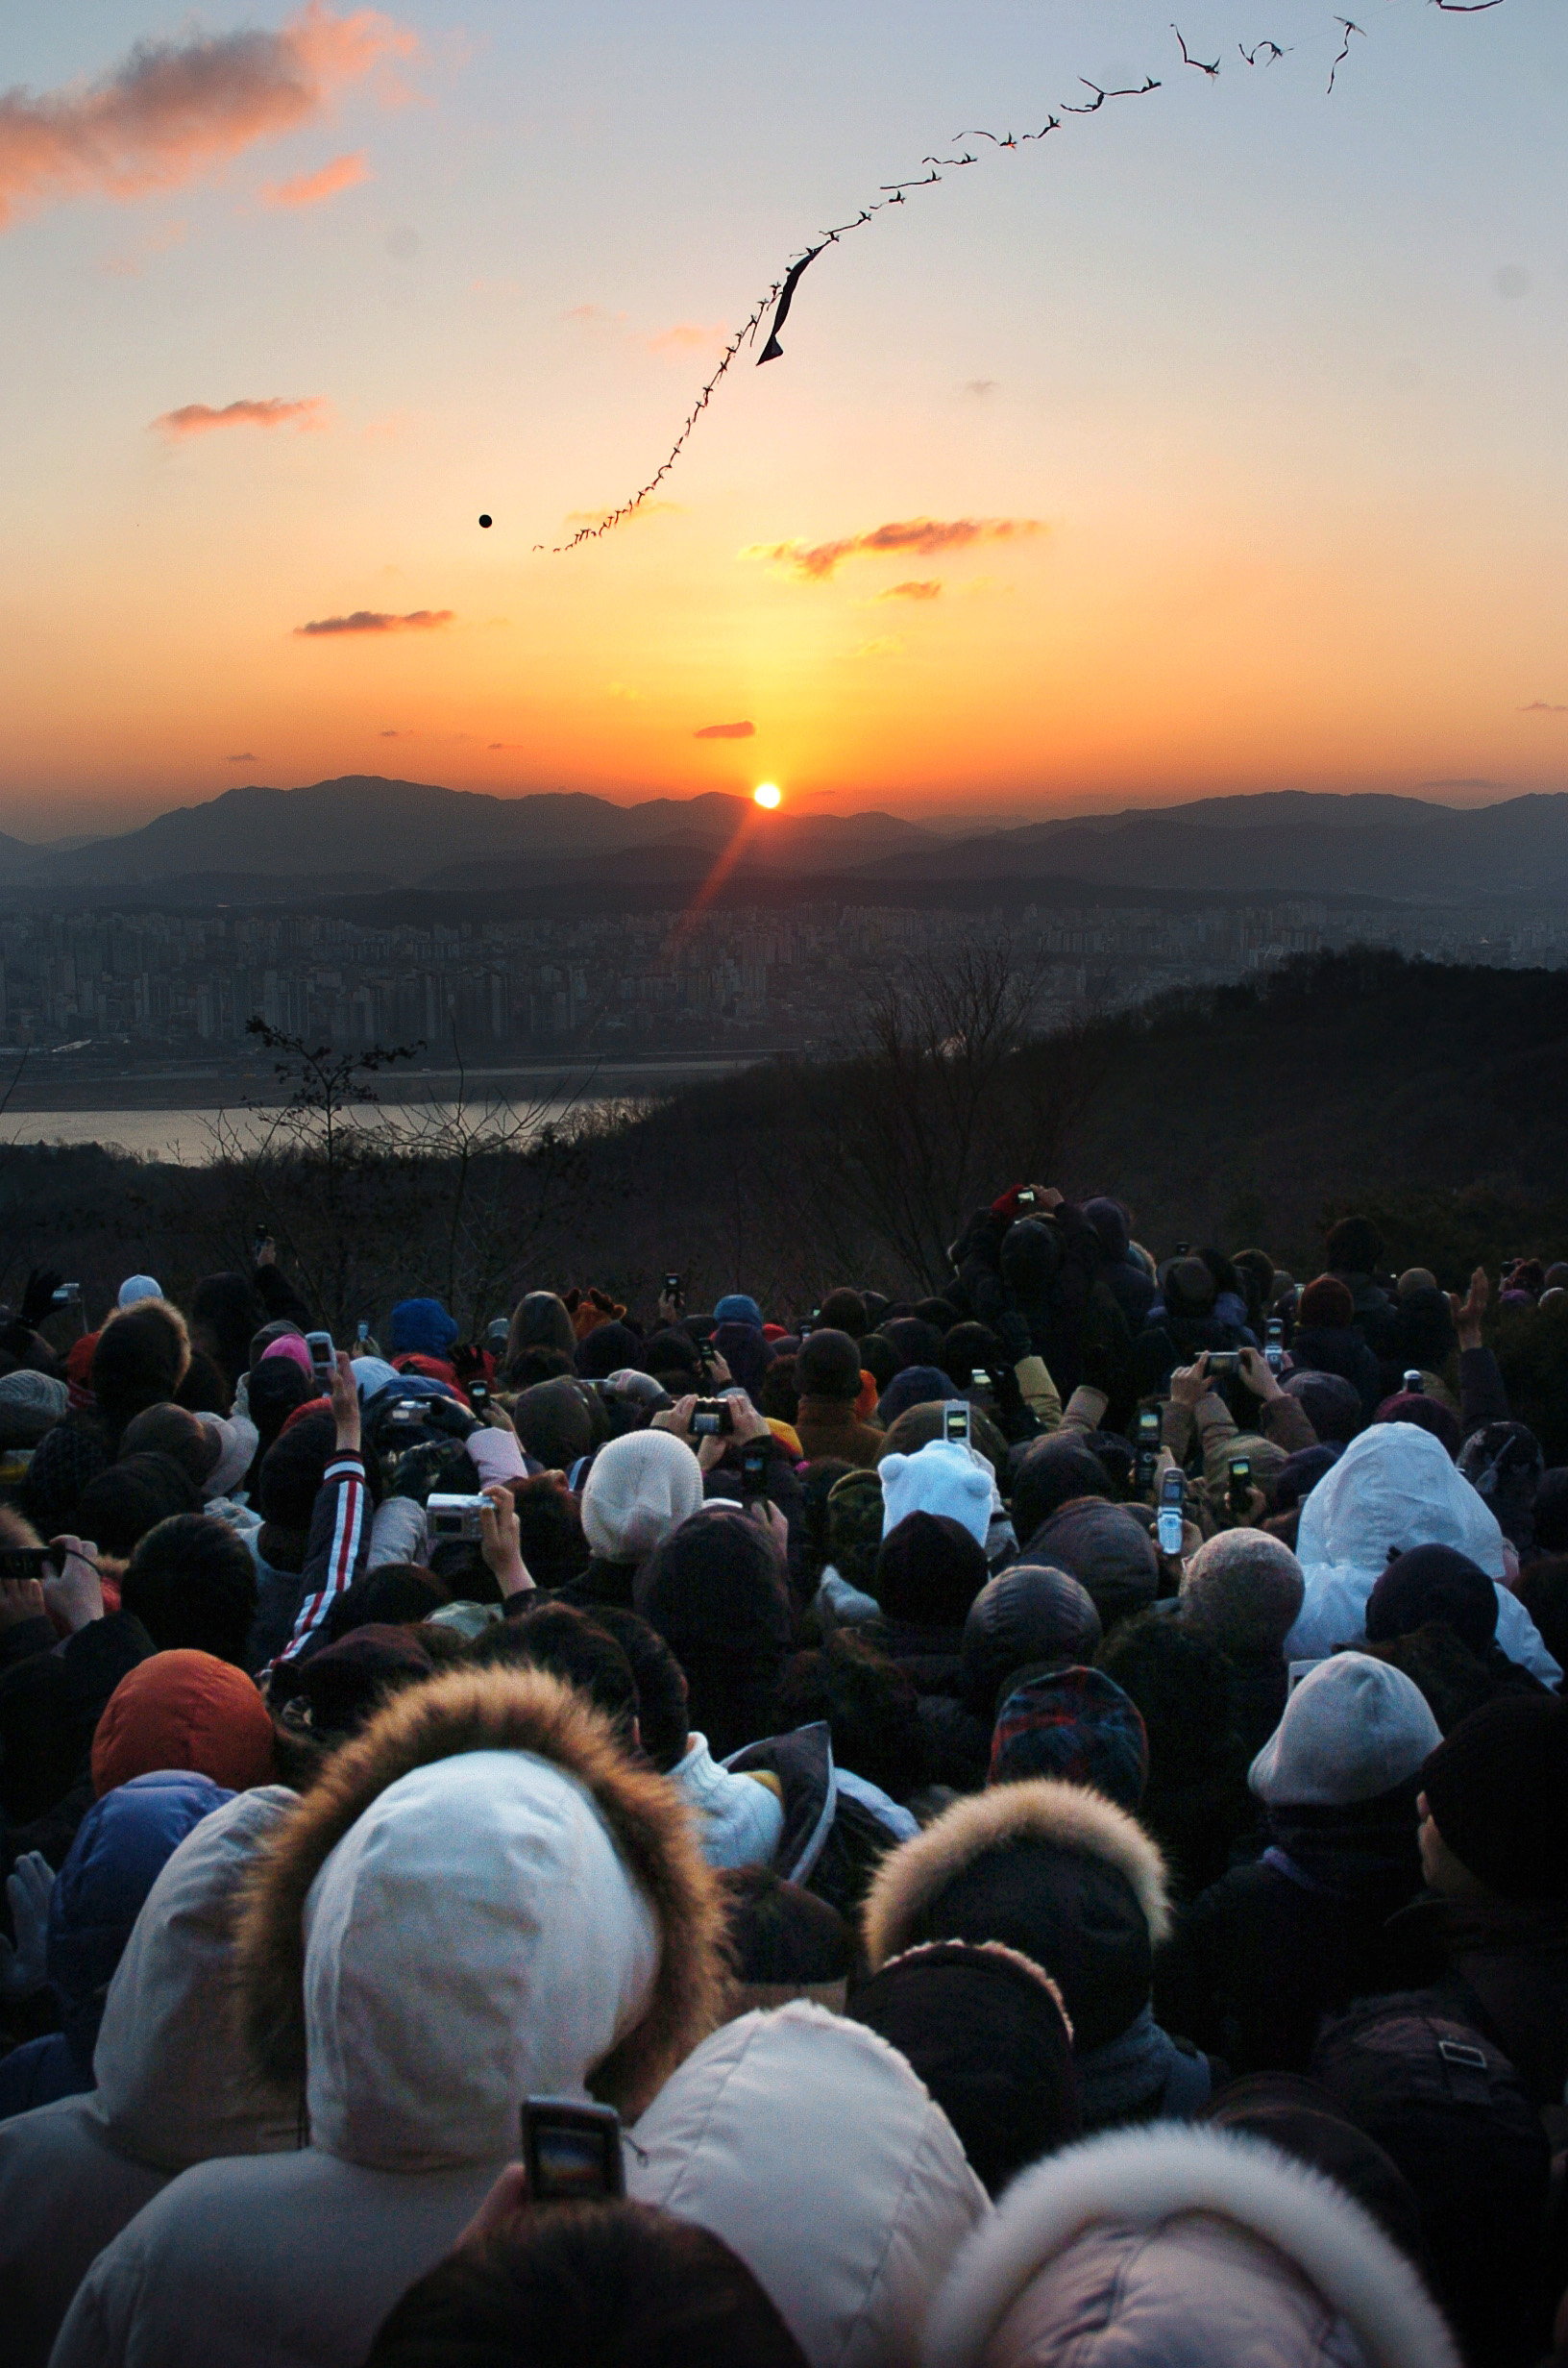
[3,1,1567,834]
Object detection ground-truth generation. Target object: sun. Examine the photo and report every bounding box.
[753,783,782,809]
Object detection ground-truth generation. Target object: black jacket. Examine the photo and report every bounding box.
[1155,1791,1424,2073]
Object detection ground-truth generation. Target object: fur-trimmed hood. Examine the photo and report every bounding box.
[235,1666,726,2167]
[924,2121,1460,2368]
[862,1780,1170,2054]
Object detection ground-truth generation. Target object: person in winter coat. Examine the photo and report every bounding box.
[117,1515,258,1668]
[88,1300,193,1451]
[862,1777,1215,2129]
[988,1667,1149,1808]
[1398,1694,1568,2109]
[1175,1528,1305,1760]
[962,1565,1104,1724]
[792,1330,884,1469]
[90,1651,277,1796]
[0,1541,155,1876]
[1284,1421,1560,1680]
[573,1430,706,1610]
[845,1938,1081,2199]
[51,1666,725,2368]
[247,1383,376,1672]
[1082,1197,1157,1329]
[0,1770,229,2119]
[0,1788,299,2368]
[1095,1614,1256,1901]
[626,2001,989,2368]
[501,1290,577,1381]
[1287,1276,1384,1420]
[921,2120,1459,2368]
[1154,1655,1439,2076]
[638,1504,796,1762]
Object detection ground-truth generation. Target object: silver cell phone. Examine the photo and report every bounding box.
[1157,1468,1186,1555]
[306,1330,335,1383]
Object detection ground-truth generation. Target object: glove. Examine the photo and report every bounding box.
[994,1310,1032,1362]
[17,1270,61,1332]
[419,1392,480,1441]
[0,1851,54,2000]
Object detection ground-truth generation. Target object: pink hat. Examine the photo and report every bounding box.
[260,1335,314,1377]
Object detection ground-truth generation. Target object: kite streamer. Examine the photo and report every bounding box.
[542,0,1509,554]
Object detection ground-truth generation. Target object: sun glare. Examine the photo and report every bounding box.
[753,783,782,809]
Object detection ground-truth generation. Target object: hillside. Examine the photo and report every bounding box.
[6,952,1567,1344]
[3,779,934,893]
[5,777,1568,902]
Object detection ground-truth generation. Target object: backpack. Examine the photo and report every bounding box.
[1310,1991,1551,2368]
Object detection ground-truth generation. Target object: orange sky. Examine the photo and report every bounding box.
[2,1,1566,837]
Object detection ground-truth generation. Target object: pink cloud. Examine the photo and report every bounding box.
[259,147,371,208]
[294,607,453,635]
[152,395,329,437]
[746,516,1043,583]
[694,720,755,740]
[0,4,415,233]
[649,320,726,356]
[875,580,943,603]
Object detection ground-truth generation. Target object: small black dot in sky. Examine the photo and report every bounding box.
[478,514,493,529]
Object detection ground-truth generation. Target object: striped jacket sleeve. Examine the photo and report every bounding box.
[269,1448,369,1670]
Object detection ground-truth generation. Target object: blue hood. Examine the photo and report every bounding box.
[49,1768,231,2074]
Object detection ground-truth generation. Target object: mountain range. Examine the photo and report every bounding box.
[5,777,1568,902]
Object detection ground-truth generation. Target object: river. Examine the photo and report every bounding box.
[0,1055,756,1166]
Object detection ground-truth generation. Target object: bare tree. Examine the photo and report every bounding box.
[395,1026,610,1333]
[814,938,1095,1290]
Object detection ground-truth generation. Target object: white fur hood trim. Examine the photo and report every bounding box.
[922,2122,1460,2368]
[862,1778,1170,1971]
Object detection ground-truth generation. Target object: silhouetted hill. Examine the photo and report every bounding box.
[4,779,933,893]
[5,777,1568,901]
[873,793,1568,896]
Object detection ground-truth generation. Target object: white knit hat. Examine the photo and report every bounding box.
[580,1429,705,1563]
[879,1439,993,1547]
[1250,1651,1441,1807]
[117,1274,162,1308]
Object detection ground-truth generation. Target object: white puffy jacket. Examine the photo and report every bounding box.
[1285,1422,1559,1681]
[627,2000,989,2368]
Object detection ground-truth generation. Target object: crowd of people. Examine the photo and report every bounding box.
[1,1193,1566,2366]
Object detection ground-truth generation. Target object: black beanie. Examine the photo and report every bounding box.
[846,1940,1081,2199]
[257,1408,338,1531]
[246,1358,314,1465]
[874,1512,988,1629]
[941,1322,1003,1390]
[23,1418,112,1533]
[818,1288,868,1337]
[1423,1697,1568,1899]
[796,1328,863,1401]
[75,1452,202,1558]
[1011,1438,1112,1548]
[1367,1545,1499,1662]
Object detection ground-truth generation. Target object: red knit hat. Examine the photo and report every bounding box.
[92,1650,276,1796]
[1298,1275,1356,1330]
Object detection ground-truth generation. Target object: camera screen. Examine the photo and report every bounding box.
[533,2123,614,2199]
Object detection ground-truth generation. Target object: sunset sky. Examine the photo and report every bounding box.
[3,0,1567,837]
